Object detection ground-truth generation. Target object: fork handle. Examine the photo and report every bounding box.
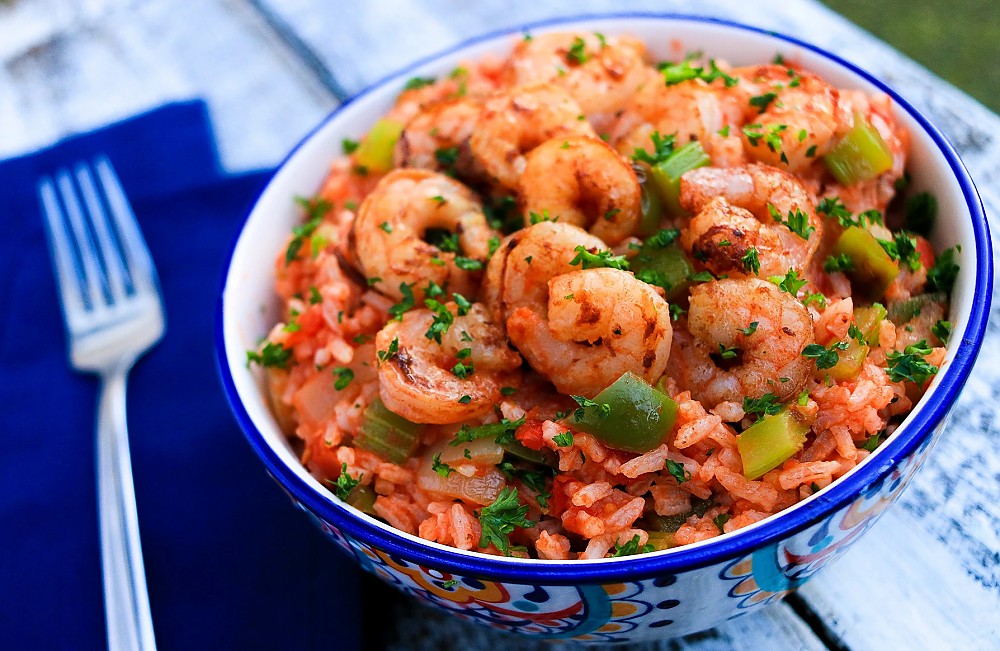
[97,369,157,651]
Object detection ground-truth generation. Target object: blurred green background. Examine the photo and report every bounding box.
[824,0,1000,112]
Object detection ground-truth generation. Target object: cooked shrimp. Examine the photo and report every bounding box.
[671,277,815,406]
[680,163,823,272]
[353,169,497,301]
[680,197,787,278]
[502,32,649,116]
[483,221,607,322]
[519,136,641,244]
[735,65,851,174]
[393,97,484,179]
[614,68,751,167]
[507,268,673,397]
[375,302,522,424]
[469,84,596,189]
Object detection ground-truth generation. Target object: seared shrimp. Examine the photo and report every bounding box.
[680,163,823,272]
[502,32,649,116]
[615,68,751,167]
[393,97,483,179]
[507,268,673,397]
[354,169,498,301]
[519,136,641,244]
[375,302,522,424]
[736,65,851,174]
[670,278,815,406]
[483,221,607,322]
[469,84,596,189]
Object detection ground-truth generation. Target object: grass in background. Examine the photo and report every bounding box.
[823,0,1000,112]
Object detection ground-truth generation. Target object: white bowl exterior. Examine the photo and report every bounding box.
[221,16,982,643]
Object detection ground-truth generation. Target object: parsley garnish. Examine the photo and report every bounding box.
[335,463,360,501]
[431,453,454,478]
[567,37,590,65]
[718,344,739,360]
[569,245,630,270]
[458,395,472,404]
[434,146,460,170]
[333,367,354,390]
[926,246,960,295]
[861,434,882,452]
[878,231,922,271]
[451,416,526,447]
[341,138,359,154]
[645,228,681,248]
[528,209,556,224]
[712,513,731,534]
[741,246,761,274]
[848,324,866,345]
[377,337,399,362]
[571,395,611,421]
[669,304,686,321]
[454,257,483,271]
[666,459,691,484]
[611,534,654,557]
[743,123,787,153]
[500,386,517,396]
[553,431,574,447]
[388,282,416,321]
[743,393,782,420]
[740,321,759,336]
[308,286,322,305]
[476,487,533,556]
[285,196,331,265]
[451,348,474,378]
[886,340,939,384]
[688,270,715,283]
[247,342,292,369]
[767,204,814,240]
[769,268,807,296]
[749,92,778,113]
[801,341,848,370]
[404,76,436,90]
[632,131,676,166]
[824,253,855,273]
[931,320,952,344]
[424,299,454,343]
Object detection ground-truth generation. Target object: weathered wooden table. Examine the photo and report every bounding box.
[4,1,997,648]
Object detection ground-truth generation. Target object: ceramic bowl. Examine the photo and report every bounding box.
[217,14,992,643]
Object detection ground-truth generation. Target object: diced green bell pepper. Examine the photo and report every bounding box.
[631,243,693,302]
[354,118,404,173]
[833,227,900,298]
[572,372,678,453]
[641,497,714,533]
[649,141,711,215]
[738,407,810,480]
[853,303,887,345]
[824,113,894,185]
[355,397,422,464]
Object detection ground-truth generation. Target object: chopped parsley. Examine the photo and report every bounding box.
[631,131,676,166]
[824,253,855,274]
[611,534,654,557]
[388,282,416,321]
[769,268,808,296]
[571,395,611,422]
[476,487,533,556]
[379,221,393,233]
[740,321,759,336]
[308,286,322,304]
[431,453,454,478]
[567,37,590,65]
[712,513,731,534]
[749,92,778,113]
[458,395,472,404]
[886,340,939,384]
[931,320,953,344]
[743,393,782,420]
[688,270,715,283]
[848,324,866,345]
[454,256,483,271]
[741,246,761,275]
[500,386,517,396]
[568,245,630,270]
[377,337,399,362]
[247,342,292,369]
[553,431,574,447]
[341,138,359,154]
[669,304,687,321]
[451,416,526,447]
[660,58,738,87]
[434,146,460,170]
[665,459,691,484]
[926,246,960,295]
[285,196,331,265]
[767,204,815,240]
[451,348,474,378]
[905,192,937,236]
[333,367,354,391]
[878,231,922,271]
[743,123,787,154]
[424,299,454,343]
[718,344,739,360]
[528,209,556,224]
[335,463,360,501]
[801,341,849,370]
[404,76,436,90]
[861,433,883,452]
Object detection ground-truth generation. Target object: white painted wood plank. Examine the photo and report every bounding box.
[0,0,335,169]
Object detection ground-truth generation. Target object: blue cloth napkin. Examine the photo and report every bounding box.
[0,102,361,651]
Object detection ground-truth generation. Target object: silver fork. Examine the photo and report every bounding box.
[39,156,163,651]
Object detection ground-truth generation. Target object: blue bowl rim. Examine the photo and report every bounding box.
[215,12,993,585]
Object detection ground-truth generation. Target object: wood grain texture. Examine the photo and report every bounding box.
[2,0,998,649]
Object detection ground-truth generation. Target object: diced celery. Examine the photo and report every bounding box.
[631,243,693,302]
[824,113,893,185]
[833,227,900,298]
[572,372,678,453]
[633,163,666,235]
[355,397,422,463]
[645,531,676,551]
[345,484,377,515]
[649,142,711,214]
[827,339,868,381]
[738,408,810,480]
[354,118,404,173]
[853,303,887,345]
[886,292,946,325]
